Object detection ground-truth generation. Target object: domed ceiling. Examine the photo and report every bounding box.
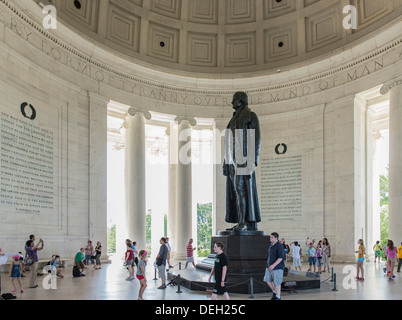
[43,0,400,76]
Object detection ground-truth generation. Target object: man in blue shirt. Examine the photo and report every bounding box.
[264,232,285,300]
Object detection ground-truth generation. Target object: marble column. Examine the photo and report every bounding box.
[212,119,229,234]
[174,117,197,260]
[88,92,109,261]
[124,107,151,251]
[166,124,178,258]
[381,78,402,243]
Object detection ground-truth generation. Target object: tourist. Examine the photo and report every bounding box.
[48,255,64,279]
[166,237,173,268]
[289,241,301,271]
[306,242,317,273]
[137,250,148,300]
[322,238,332,273]
[74,248,86,276]
[208,242,229,301]
[94,241,102,270]
[26,238,44,288]
[125,241,135,281]
[85,240,95,266]
[305,237,317,248]
[185,238,196,269]
[264,232,285,300]
[373,241,383,264]
[125,239,139,268]
[354,239,365,281]
[397,242,402,273]
[316,243,323,274]
[9,255,23,294]
[25,235,44,277]
[155,237,168,289]
[281,239,290,262]
[385,240,398,280]
[132,241,139,268]
[18,252,26,277]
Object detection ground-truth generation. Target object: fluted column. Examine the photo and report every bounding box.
[213,119,229,234]
[174,117,197,260]
[381,78,402,242]
[166,124,178,258]
[124,107,151,250]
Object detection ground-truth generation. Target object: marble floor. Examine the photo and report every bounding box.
[1,255,401,300]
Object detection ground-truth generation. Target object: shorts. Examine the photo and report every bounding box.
[375,250,382,258]
[357,257,365,262]
[213,282,227,295]
[387,257,396,263]
[308,257,316,266]
[136,275,144,281]
[186,256,194,263]
[293,257,301,268]
[157,265,166,279]
[126,260,134,267]
[263,268,284,286]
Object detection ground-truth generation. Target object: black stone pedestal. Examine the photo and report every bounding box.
[211,232,270,274]
[170,231,320,294]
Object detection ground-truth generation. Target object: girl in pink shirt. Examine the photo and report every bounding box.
[386,240,398,280]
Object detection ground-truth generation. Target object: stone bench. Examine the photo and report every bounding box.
[0,259,72,273]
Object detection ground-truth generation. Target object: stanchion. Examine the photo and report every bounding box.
[249,278,255,299]
[179,262,182,270]
[153,268,158,280]
[176,275,182,293]
[332,273,338,291]
[330,267,334,282]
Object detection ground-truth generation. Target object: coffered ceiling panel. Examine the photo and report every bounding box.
[43,0,401,75]
[107,3,141,52]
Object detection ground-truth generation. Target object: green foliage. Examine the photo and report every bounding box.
[197,203,213,257]
[379,166,389,207]
[164,214,168,238]
[379,166,389,257]
[107,225,116,253]
[146,209,152,256]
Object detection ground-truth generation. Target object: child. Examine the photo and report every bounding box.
[355,239,365,281]
[385,240,397,280]
[398,242,402,273]
[137,250,148,300]
[125,241,135,281]
[9,255,23,293]
[208,242,229,301]
[306,243,316,273]
[290,241,301,271]
[373,241,382,264]
[316,244,323,274]
[49,255,64,278]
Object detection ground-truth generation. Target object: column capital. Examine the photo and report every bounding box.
[128,107,152,120]
[380,76,402,95]
[174,116,197,127]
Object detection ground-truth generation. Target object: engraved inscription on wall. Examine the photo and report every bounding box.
[260,155,303,221]
[0,112,55,214]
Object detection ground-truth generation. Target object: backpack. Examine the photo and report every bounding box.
[2,293,17,300]
[72,266,81,277]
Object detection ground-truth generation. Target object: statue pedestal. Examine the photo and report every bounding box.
[210,232,270,274]
[196,232,270,274]
[172,232,320,294]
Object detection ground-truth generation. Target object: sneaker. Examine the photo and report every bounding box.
[272,296,281,300]
[29,285,39,288]
[158,285,167,289]
[271,293,276,300]
[20,290,24,293]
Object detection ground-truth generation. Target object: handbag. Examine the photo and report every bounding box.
[23,256,35,267]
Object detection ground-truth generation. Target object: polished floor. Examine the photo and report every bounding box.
[1,255,401,300]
